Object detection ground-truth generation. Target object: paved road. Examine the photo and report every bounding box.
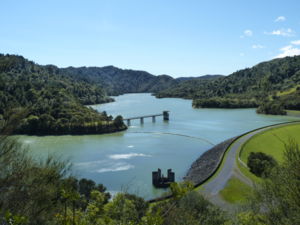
[201,122,300,207]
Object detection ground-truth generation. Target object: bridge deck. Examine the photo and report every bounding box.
[124,114,163,120]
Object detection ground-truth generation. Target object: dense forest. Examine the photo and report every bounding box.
[0,54,126,135]
[0,54,223,135]
[61,66,179,96]
[156,56,300,114]
[2,53,300,135]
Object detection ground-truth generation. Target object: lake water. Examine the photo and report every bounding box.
[19,93,298,199]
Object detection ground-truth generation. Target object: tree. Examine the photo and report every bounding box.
[113,115,124,127]
[247,152,277,177]
[244,140,300,225]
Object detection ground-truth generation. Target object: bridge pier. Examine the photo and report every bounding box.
[163,111,169,121]
[140,117,144,124]
[127,119,131,126]
[152,116,156,123]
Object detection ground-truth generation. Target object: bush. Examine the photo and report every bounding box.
[256,102,286,115]
[247,152,277,177]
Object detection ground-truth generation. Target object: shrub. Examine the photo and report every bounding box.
[247,152,277,177]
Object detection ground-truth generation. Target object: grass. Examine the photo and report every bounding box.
[219,177,252,204]
[276,85,300,96]
[240,123,300,164]
[221,123,300,204]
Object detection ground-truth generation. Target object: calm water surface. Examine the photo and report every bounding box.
[19,93,298,199]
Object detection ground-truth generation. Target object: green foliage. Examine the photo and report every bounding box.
[3,211,28,225]
[0,136,69,224]
[170,181,194,200]
[235,212,266,225]
[193,97,257,108]
[156,75,223,99]
[61,66,177,96]
[156,55,300,114]
[247,152,277,177]
[155,190,229,225]
[244,140,300,225]
[113,115,124,127]
[0,54,126,135]
[256,101,286,115]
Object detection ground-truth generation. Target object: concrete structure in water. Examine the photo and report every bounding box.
[124,111,169,126]
[152,168,175,188]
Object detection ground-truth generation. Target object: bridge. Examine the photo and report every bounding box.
[123,111,169,126]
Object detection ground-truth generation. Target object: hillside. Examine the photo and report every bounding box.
[61,66,178,95]
[0,54,126,135]
[156,56,300,114]
[156,75,224,99]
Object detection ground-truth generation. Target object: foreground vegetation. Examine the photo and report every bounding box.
[1,119,300,225]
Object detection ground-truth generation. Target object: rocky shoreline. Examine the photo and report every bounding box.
[184,137,237,186]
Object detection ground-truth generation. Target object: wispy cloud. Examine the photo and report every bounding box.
[291,40,300,45]
[265,28,294,37]
[275,45,300,58]
[244,29,253,36]
[252,44,265,49]
[275,16,286,22]
[240,53,245,57]
[240,29,253,38]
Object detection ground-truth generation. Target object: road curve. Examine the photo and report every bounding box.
[201,121,300,204]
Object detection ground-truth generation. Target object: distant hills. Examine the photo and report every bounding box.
[1,53,300,135]
[156,56,300,114]
[61,66,177,95]
[0,54,219,135]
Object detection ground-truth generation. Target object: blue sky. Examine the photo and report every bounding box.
[1,0,300,77]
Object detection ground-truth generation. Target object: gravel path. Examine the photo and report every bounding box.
[201,122,300,208]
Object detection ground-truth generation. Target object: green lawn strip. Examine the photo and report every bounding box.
[240,123,300,164]
[219,177,252,204]
[236,152,262,184]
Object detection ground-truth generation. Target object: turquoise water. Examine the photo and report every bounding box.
[19,93,298,199]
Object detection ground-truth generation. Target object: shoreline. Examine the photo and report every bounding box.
[148,120,300,203]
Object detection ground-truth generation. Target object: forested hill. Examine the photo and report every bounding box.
[156,75,224,99]
[61,66,178,95]
[156,56,300,114]
[0,54,126,135]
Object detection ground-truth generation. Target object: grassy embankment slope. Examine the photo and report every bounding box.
[240,123,300,163]
[220,123,300,204]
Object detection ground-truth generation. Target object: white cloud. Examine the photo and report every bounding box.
[244,29,253,37]
[275,16,286,22]
[291,40,300,45]
[275,45,300,58]
[252,44,265,49]
[265,28,294,37]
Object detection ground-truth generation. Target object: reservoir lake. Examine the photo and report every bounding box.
[19,93,299,199]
